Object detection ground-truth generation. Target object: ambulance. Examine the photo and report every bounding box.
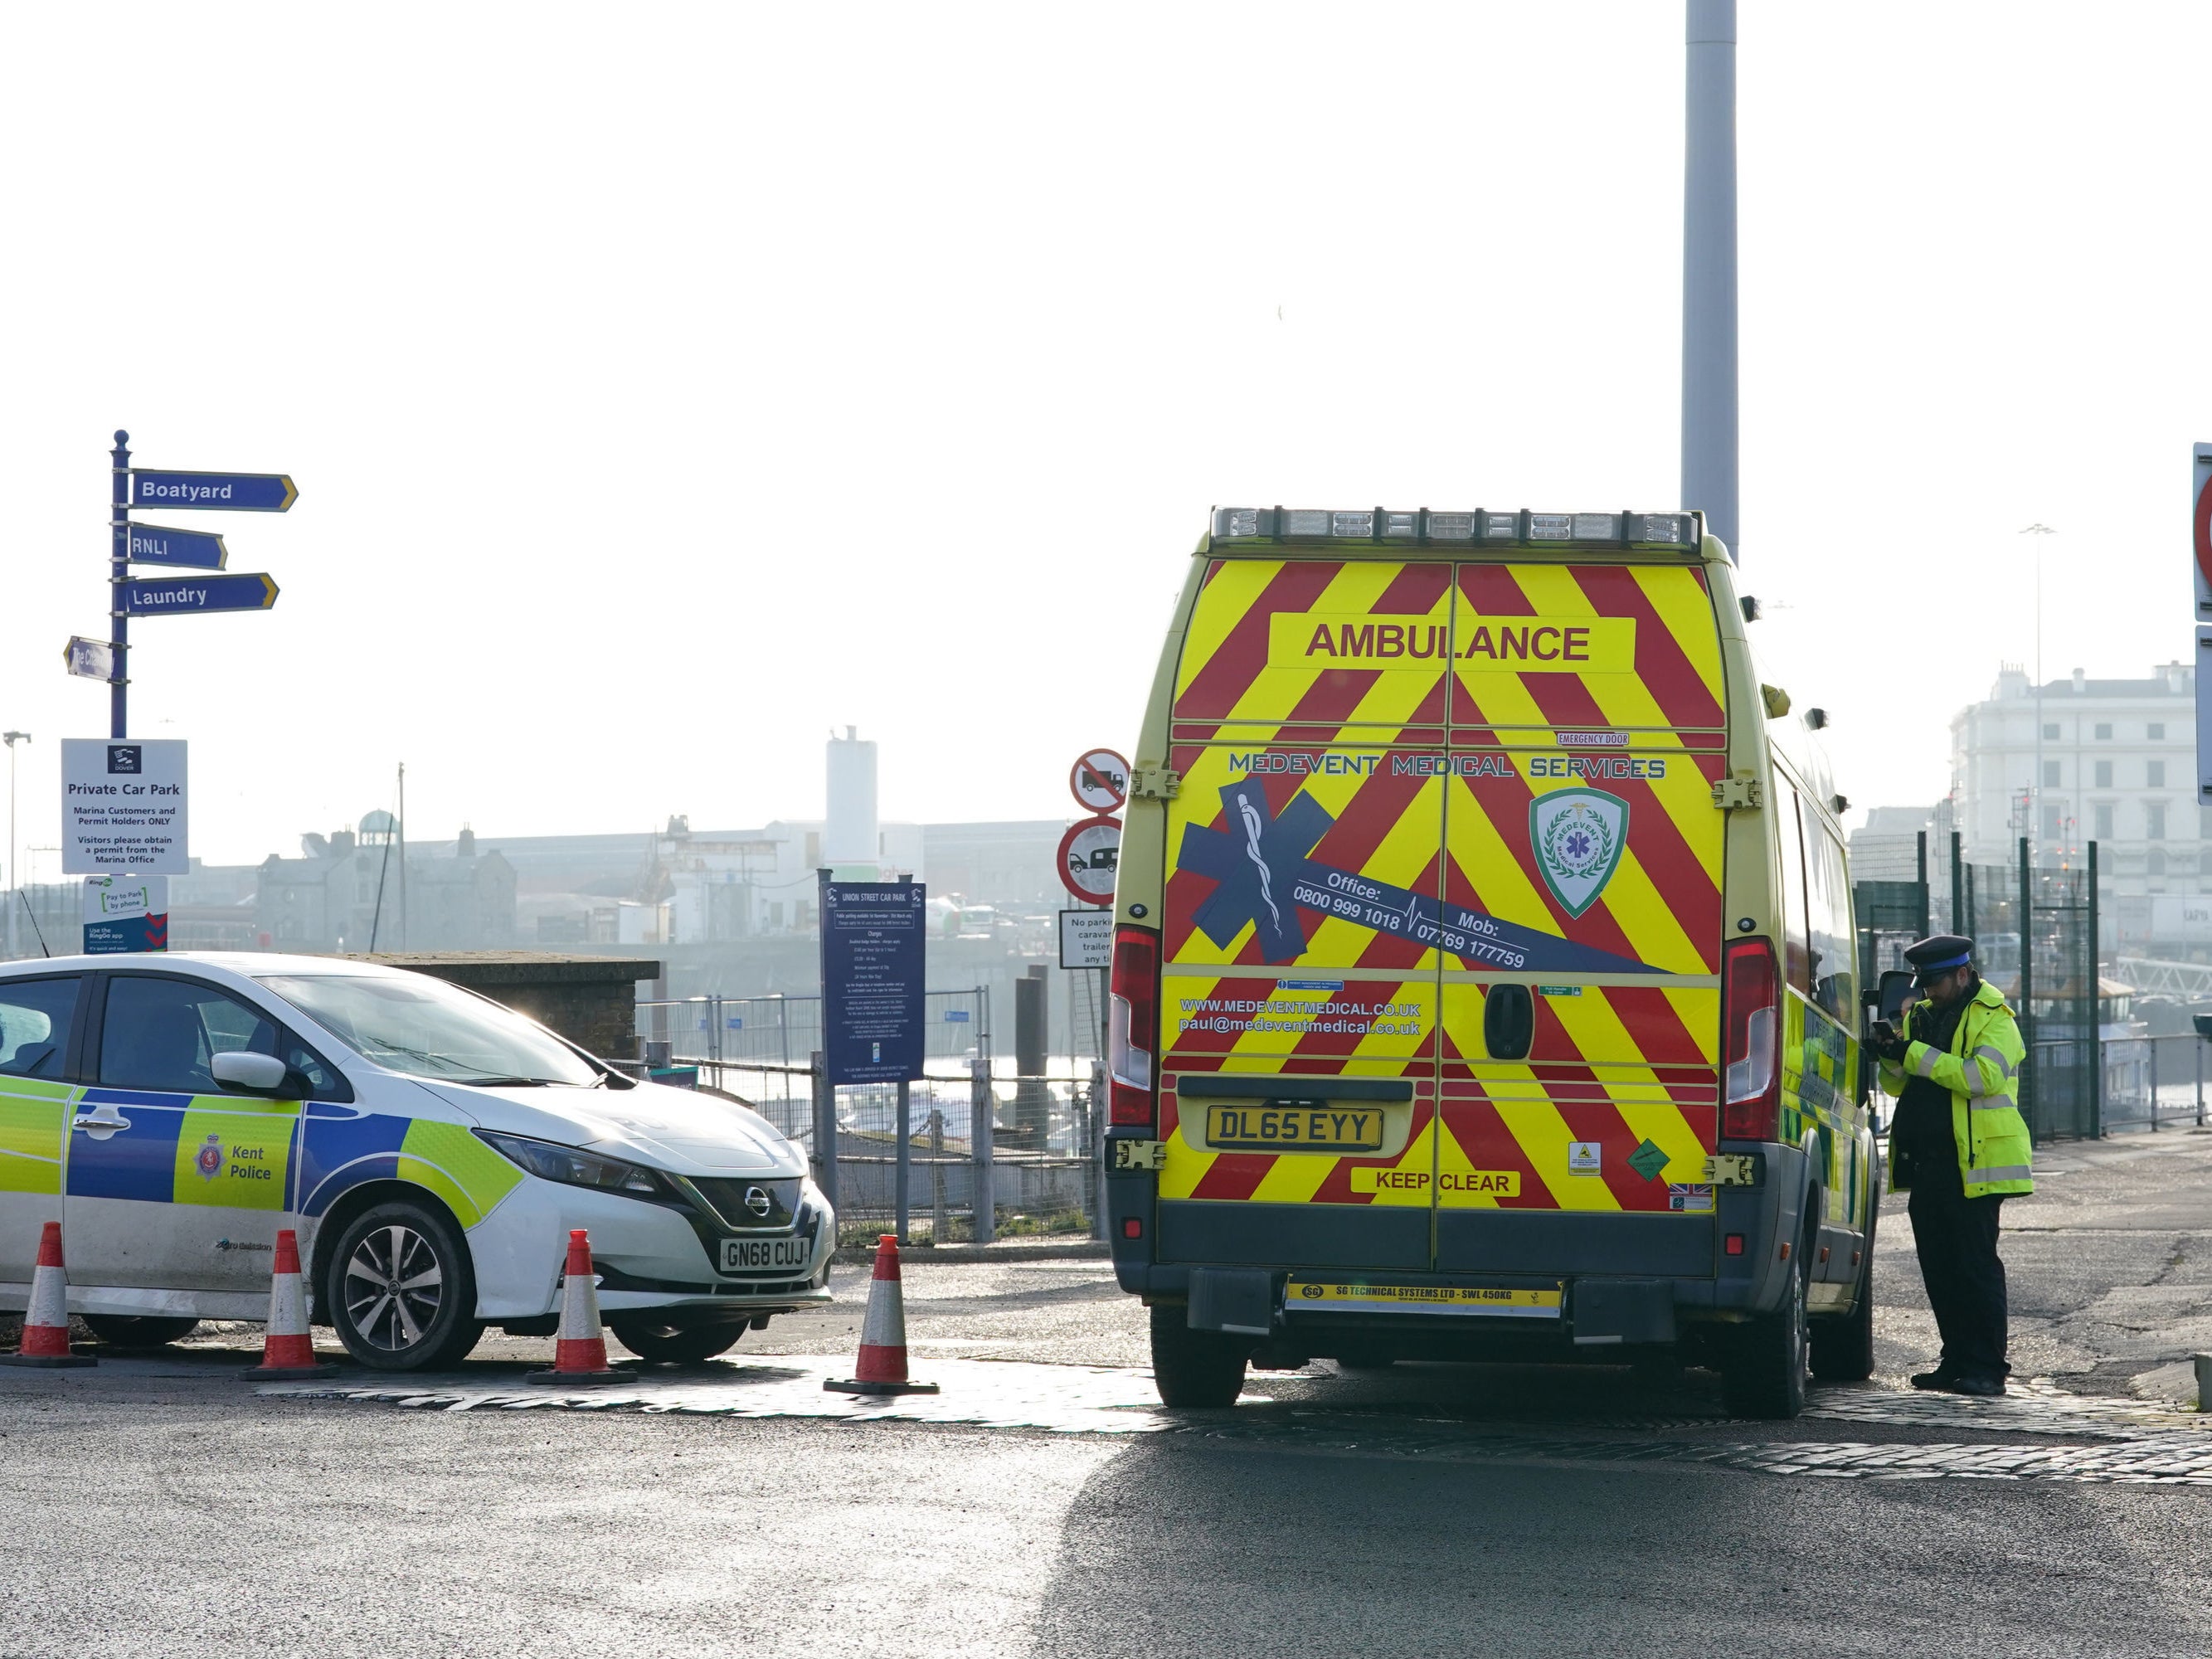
[1104,508,1874,1418]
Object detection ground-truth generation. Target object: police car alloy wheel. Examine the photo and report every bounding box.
[326,1199,484,1372]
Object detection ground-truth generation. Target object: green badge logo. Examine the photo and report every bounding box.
[1530,787,1629,919]
[1627,1137,1671,1182]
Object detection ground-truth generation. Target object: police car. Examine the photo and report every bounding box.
[0,954,834,1370]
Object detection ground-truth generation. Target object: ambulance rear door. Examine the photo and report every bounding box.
[1434,557,1728,1280]
[1157,553,1450,1272]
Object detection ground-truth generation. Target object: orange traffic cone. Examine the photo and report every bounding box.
[527,1229,624,1384]
[1,1222,94,1369]
[244,1228,339,1379]
[824,1234,938,1396]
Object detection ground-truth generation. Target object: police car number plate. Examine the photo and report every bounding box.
[1285,1282,1563,1317]
[1205,1104,1383,1153]
[720,1235,812,1275]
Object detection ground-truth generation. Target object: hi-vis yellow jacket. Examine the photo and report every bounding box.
[1878,979,2034,1199]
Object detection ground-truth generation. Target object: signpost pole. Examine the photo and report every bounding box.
[109,431,129,740]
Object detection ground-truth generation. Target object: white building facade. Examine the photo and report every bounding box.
[1951,660,2200,898]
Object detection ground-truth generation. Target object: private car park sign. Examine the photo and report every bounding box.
[818,876,927,1087]
[61,739,187,875]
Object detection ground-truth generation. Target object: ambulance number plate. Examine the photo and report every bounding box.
[720,1234,812,1275]
[1206,1103,1383,1153]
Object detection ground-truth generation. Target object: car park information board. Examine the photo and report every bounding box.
[61,738,187,874]
[819,876,926,1086]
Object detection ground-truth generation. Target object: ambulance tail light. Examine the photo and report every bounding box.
[1108,924,1161,1128]
[1721,937,1781,1141]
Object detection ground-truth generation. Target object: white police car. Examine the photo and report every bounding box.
[0,954,834,1369]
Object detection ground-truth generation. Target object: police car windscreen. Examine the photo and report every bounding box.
[257,973,601,1087]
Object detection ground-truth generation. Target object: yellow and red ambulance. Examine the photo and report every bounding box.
[1105,508,1874,1418]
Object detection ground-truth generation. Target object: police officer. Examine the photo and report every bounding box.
[1871,935,2034,1396]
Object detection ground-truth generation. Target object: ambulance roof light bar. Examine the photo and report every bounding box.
[1210,507,1700,550]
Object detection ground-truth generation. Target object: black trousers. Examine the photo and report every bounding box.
[1907,1155,2009,1379]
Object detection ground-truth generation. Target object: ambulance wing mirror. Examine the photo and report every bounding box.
[1873,971,1915,1027]
[211,1050,290,1095]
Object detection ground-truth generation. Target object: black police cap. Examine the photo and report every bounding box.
[1903,934,1975,979]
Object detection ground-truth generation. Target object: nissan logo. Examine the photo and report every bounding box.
[743,1185,772,1218]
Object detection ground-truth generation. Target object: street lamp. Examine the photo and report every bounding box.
[2,732,28,960]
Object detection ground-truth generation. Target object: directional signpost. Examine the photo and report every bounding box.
[80,431,299,742]
[124,574,280,615]
[130,470,298,513]
[126,524,228,569]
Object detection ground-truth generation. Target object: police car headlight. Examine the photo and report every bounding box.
[474,1130,673,1199]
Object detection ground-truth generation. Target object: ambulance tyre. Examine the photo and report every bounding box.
[1149,1304,1248,1407]
[1721,1224,1811,1419]
[326,1199,485,1373]
[83,1315,199,1350]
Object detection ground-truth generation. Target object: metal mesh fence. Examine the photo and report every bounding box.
[636,989,1102,1243]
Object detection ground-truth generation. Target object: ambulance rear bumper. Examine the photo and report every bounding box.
[1107,1146,1813,1341]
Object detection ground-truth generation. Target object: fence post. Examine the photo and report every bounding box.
[929,1104,946,1243]
[1090,1060,1107,1242]
[2151,1038,2160,1131]
[2088,839,2101,1139]
[895,1078,912,1244]
[2017,837,2035,1142]
[1950,830,1964,934]
[2198,1033,2205,1128]
[1915,830,1929,937]
[809,1050,838,1217]
[970,1054,995,1245]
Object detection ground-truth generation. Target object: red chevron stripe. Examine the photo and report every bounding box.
[1567,563,1725,730]
[1189,1150,1276,1201]
[1175,561,1341,719]
[1435,1089,1551,1210]
[1305,1102,1436,1207]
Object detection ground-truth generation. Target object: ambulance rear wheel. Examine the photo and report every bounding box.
[1149,1304,1247,1407]
[1721,1233,1809,1419]
[83,1315,199,1350]
[326,1199,484,1373]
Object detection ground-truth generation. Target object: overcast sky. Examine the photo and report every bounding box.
[1,3,2204,878]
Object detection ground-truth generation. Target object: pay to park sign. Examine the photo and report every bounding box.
[818,876,927,1087]
[61,739,187,875]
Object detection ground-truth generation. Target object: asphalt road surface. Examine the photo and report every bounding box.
[6,1131,2211,1657]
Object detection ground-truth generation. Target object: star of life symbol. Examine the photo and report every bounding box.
[196,1132,224,1182]
[1530,788,1629,919]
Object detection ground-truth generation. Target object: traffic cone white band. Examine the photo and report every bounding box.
[20,1224,70,1359]
[246,1228,328,1376]
[534,1228,617,1380]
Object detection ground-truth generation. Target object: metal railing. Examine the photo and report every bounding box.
[2098,1033,2211,1135]
[634,990,1106,1247]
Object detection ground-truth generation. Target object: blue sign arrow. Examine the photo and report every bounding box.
[126,523,228,569]
[124,573,280,615]
[130,470,297,512]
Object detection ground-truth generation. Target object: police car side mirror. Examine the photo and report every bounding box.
[211,1051,290,1094]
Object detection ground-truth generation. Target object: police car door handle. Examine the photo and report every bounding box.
[70,1105,132,1141]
